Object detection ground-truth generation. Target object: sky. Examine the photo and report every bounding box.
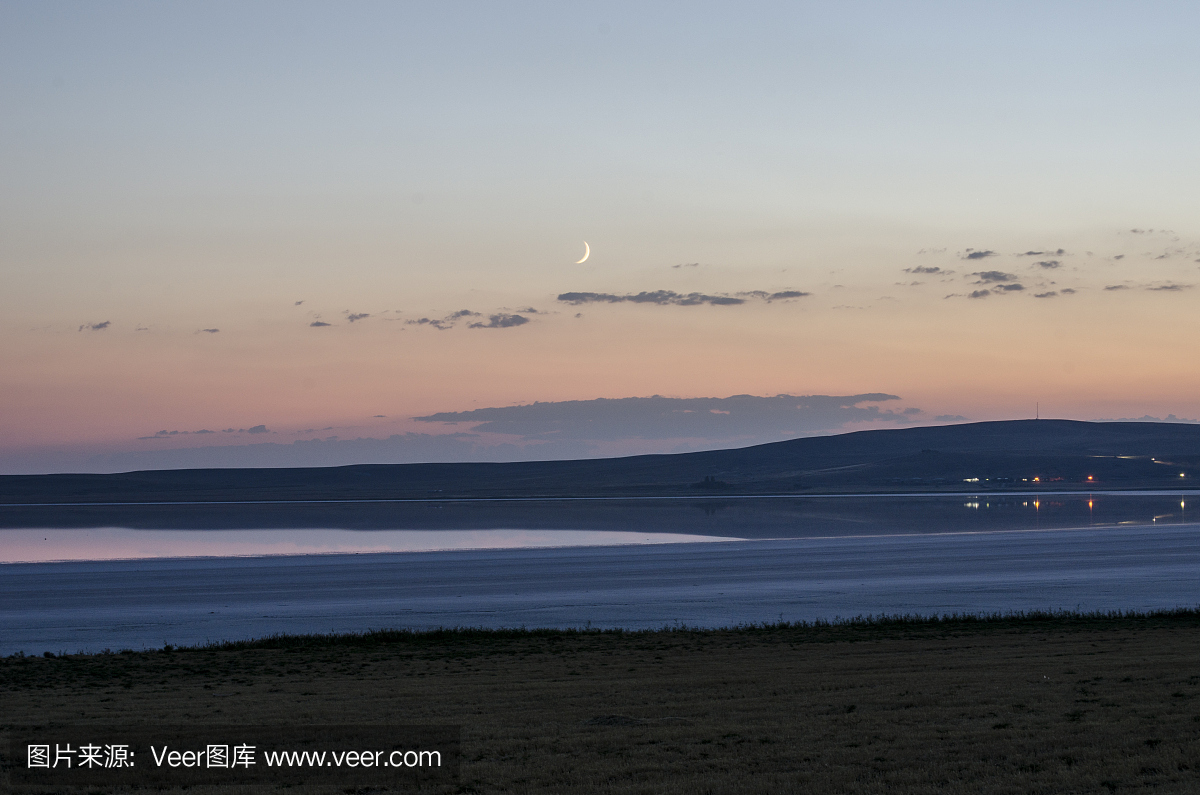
[2,1,1200,474]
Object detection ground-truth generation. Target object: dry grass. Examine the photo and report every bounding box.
[4,613,1200,793]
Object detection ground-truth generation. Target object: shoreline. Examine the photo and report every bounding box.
[10,606,1197,659]
[5,486,1200,507]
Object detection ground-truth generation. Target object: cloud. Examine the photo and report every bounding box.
[556,289,808,307]
[947,282,1025,298]
[558,290,742,306]
[736,290,811,301]
[414,393,916,444]
[962,250,997,260]
[198,328,220,334]
[1034,291,1058,298]
[1060,288,1077,294]
[294,300,304,306]
[310,320,332,327]
[905,266,949,275]
[1095,414,1200,424]
[78,321,111,331]
[1103,282,1189,293]
[672,262,701,268]
[935,414,969,422]
[140,430,186,439]
[1033,260,1061,269]
[971,271,1016,283]
[137,427,221,440]
[1016,249,1065,256]
[468,313,530,329]
[407,310,481,330]
[346,313,370,322]
[208,426,273,435]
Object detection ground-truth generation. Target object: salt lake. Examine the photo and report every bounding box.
[2,492,1198,656]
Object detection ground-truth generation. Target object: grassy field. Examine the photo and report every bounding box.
[4,612,1200,793]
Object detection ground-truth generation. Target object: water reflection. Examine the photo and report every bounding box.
[1,492,1196,564]
[0,528,742,564]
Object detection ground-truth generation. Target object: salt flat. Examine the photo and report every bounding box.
[3,522,1199,656]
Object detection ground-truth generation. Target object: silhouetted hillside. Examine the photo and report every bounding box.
[2,420,1198,504]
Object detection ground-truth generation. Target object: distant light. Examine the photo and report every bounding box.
[1087,476,1094,481]
[963,477,979,483]
[1088,500,1093,509]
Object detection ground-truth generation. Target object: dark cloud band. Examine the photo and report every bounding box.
[557,289,808,307]
[971,271,1016,283]
[415,393,912,442]
[468,313,529,329]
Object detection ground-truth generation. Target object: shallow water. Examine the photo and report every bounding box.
[2,493,1198,655]
[0,527,740,564]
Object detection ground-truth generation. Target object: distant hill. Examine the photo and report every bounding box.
[2,420,1199,504]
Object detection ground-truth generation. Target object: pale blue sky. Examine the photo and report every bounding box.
[6,1,1198,239]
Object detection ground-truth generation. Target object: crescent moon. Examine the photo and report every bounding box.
[575,241,590,264]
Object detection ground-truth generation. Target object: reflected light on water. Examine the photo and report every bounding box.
[0,528,743,564]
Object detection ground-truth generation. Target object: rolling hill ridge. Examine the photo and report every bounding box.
[2,419,1199,504]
